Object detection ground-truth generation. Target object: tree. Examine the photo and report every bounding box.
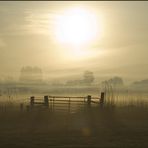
[83,71,95,85]
[101,76,124,90]
[108,76,124,88]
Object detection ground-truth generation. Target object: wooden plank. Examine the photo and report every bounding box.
[34,102,45,105]
[48,96,86,99]
[50,99,85,102]
[51,102,86,105]
[91,100,99,104]
[34,99,43,101]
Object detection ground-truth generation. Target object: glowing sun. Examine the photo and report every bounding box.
[55,7,101,46]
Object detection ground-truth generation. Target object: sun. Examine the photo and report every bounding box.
[55,7,101,46]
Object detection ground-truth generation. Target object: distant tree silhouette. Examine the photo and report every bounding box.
[133,79,148,85]
[132,79,148,90]
[83,71,95,85]
[107,76,124,88]
[101,76,124,90]
[65,71,95,86]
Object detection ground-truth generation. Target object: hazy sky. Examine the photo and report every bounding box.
[0,1,148,82]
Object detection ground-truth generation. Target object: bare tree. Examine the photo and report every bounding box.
[83,71,95,85]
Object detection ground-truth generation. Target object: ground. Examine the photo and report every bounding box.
[0,105,148,148]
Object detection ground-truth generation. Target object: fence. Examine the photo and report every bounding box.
[24,92,105,112]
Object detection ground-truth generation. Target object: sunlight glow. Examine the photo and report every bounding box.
[53,7,103,61]
[55,7,101,46]
[66,47,92,60]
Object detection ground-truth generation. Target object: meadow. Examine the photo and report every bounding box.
[0,86,148,148]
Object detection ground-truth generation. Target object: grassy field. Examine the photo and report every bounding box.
[0,87,148,148]
[0,101,148,148]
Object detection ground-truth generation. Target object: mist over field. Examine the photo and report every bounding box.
[0,1,148,84]
[0,1,148,148]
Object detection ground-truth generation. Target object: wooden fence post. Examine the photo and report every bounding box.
[30,96,35,108]
[100,92,105,106]
[68,97,70,113]
[44,96,49,107]
[87,95,91,105]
